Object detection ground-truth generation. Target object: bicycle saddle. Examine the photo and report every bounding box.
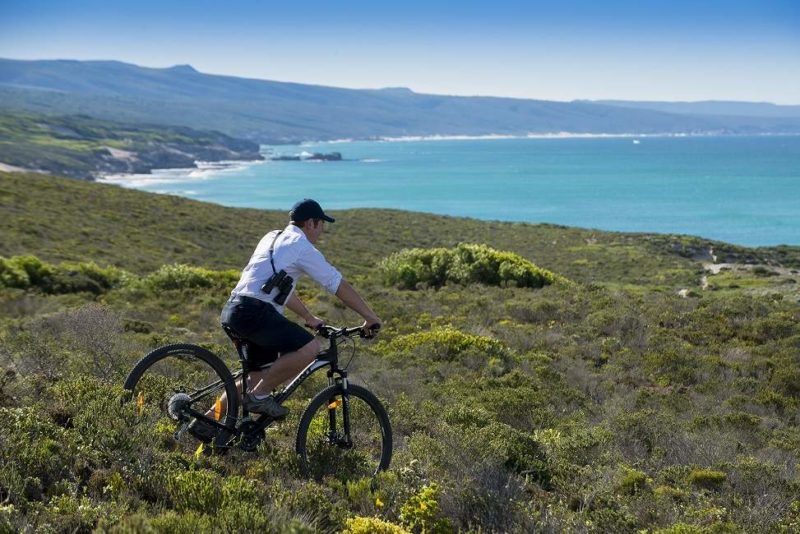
[222,325,279,366]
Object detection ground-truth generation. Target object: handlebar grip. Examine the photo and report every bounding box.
[360,323,381,338]
[311,324,333,338]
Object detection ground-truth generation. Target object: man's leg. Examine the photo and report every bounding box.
[250,338,321,396]
[204,372,266,417]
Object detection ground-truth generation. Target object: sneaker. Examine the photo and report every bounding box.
[243,393,288,418]
[187,418,218,443]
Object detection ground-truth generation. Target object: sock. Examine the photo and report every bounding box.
[253,393,270,400]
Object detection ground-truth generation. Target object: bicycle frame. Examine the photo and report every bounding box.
[184,329,351,446]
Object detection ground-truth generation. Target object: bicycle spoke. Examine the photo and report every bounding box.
[298,385,391,480]
[124,345,238,452]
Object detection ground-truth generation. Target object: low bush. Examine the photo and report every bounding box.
[618,466,649,495]
[687,469,726,490]
[0,255,128,294]
[0,407,76,504]
[345,516,411,534]
[380,243,565,289]
[150,510,214,533]
[399,483,454,534]
[166,469,223,513]
[0,256,32,288]
[142,264,238,291]
[380,326,512,365]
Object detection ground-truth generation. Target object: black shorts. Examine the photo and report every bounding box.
[220,295,314,368]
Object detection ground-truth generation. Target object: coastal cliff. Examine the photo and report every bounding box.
[0,111,263,180]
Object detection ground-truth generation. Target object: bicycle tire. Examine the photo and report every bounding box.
[123,343,239,450]
[296,383,392,480]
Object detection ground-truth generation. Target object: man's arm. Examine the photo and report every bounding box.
[335,279,381,328]
[285,292,323,328]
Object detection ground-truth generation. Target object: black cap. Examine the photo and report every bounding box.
[290,198,335,223]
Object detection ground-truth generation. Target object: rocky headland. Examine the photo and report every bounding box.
[0,111,263,180]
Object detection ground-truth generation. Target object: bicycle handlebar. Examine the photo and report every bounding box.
[315,323,381,339]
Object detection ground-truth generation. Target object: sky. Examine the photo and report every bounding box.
[1,0,799,104]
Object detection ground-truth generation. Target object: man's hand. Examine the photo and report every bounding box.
[305,315,325,330]
[360,316,381,339]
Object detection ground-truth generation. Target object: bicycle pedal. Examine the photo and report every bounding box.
[174,422,188,441]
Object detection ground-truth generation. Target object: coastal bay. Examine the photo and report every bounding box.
[100,135,800,246]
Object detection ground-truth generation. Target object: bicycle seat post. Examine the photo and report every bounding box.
[238,343,251,418]
[224,326,251,418]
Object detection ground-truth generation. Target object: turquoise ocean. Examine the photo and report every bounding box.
[101,136,800,246]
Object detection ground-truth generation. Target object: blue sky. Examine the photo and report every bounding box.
[1,0,799,103]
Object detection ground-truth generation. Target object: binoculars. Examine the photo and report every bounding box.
[262,269,294,305]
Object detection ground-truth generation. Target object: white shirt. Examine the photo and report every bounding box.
[230,224,342,314]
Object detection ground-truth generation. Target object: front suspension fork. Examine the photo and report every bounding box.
[327,371,351,446]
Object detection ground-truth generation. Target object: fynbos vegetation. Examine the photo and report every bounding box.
[1,171,799,532]
[380,243,566,289]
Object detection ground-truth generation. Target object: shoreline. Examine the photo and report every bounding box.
[309,131,800,145]
[96,157,266,187]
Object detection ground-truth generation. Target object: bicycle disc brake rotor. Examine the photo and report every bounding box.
[325,432,351,449]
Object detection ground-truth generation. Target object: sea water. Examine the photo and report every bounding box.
[101,135,800,246]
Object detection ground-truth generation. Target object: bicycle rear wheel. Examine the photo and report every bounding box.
[123,344,238,451]
[296,383,392,480]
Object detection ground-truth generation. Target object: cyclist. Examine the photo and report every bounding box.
[189,198,381,441]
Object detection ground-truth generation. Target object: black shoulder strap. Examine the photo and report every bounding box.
[268,230,283,274]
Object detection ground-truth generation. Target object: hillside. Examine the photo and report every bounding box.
[1,172,799,532]
[590,100,800,119]
[3,59,800,142]
[0,111,262,179]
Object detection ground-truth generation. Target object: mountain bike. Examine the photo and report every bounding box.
[122,324,392,480]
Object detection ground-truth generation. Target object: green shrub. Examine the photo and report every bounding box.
[217,501,271,532]
[0,407,75,502]
[8,255,54,287]
[0,255,53,290]
[0,256,31,288]
[0,504,19,534]
[687,469,726,490]
[771,366,800,398]
[345,516,411,534]
[380,243,565,289]
[166,469,223,512]
[618,466,649,495]
[150,510,214,533]
[653,485,689,502]
[142,263,238,290]
[476,422,550,484]
[0,255,128,294]
[54,261,128,293]
[654,523,706,534]
[380,326,512,363]
[43,494,105,533]
[275,480,349,532]
[399,483,454,534]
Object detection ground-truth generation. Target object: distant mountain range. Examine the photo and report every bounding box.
[2,58,799,143]
[585,100,800,119]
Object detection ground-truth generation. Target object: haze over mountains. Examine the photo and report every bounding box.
[1,58,799,143]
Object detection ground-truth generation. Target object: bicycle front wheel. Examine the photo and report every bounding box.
[123,344,239,451]
[296,383,392,480]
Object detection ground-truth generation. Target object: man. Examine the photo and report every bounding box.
[190,199,381,441]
